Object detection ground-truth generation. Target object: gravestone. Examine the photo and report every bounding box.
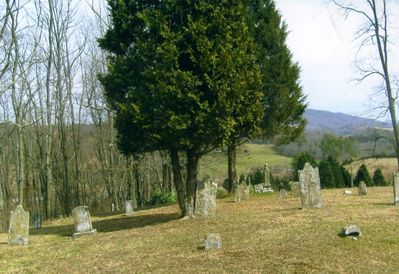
[343,189,352,195]
[235,183,249,204]
[33,212,42,229]
[72,206,97,238]
[278,189,288,200]
[341,225,362,238]
[111,203,115,212]
[299,162,322,209]
[195,177,217,218]
[358,181,367,195]
[394,172,399,205]
[263,163,274,192]
[290,181,300,197]
[8,204,29,245]
[125,200,134,217]
[204,234,222,250]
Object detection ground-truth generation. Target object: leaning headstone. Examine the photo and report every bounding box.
[204,234,222,250]
[72,206,97,238]
[394,172,399,205]
[263,163,274,192]
[341,225,362,238]
[290,181,300,197]
[278,189,288,200]
[195,176,217,218]
[125,200,134,217]
[299,162,322,209]
[358,181,367,196]
[8,204,29,245]
[33,212,42,229]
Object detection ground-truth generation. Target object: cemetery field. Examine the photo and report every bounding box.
[1,187,399,273]
[199,144,292,179]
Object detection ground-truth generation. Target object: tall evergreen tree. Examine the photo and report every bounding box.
[373,168,386,186]
[98,0,263,216]
[319,160,335,189]
[328,156,345,188]
[226,0,307,192]
[354,164,373,187]
[291,152,317,181]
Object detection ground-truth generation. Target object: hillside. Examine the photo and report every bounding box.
[1,187,398,273]
[305,109,391,134]
[199,144,292,180]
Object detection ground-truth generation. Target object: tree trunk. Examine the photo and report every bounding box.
[227,142,237,193]
[133,157,142,207]
[185,149,199,216]
[170,148,186,215]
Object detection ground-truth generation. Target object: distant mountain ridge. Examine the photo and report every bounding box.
[305,109,391,134]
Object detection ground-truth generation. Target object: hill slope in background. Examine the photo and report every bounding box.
[305,109,391,134]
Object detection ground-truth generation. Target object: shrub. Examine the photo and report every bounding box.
[216,187,229,199]
[341,166,352,187]
[373,168,387,186]
[248,168,264,185]
[354,164,373,187]
[319,160,335,189]
[149,190,176,205]
[327,157,345,188]
[292,152,317,181]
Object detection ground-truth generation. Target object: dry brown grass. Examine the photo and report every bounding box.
[346,158,397,183]
[1,187,399,273]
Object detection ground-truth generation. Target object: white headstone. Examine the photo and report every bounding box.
[72,206,97,238]
[125,200,134,217]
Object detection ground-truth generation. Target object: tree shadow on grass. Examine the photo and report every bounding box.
[30,213,180,237]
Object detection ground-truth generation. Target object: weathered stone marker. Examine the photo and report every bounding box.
[72,206,97,238]
[8,204,29,245]
[204,234,222,250]
[358,181,367,196]
[290,181,300,197]
[299,162,322,209]
[278,189,288,200]
[394,172,399,205]
[33,212,42,229]
[343,189,352,195]
[341,225,362,238]
[263,163,274,192]
[235,183,249,204]
[195,177,217,218]
[125,200,134,217]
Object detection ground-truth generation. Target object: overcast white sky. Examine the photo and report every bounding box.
[275,0,399,119]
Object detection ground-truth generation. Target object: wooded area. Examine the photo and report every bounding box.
[0,0,176,231]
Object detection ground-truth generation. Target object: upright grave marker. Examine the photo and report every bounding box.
[195,177,217,218]
[299,163,322,209]
[125,200,134,217]
[72,206,97,238]
[358,181,367,196]
[8,204,29,245]
[394,172,399,205]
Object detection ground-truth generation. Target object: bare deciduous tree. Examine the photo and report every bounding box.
[331,0,399,170]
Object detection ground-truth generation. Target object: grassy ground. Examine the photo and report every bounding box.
[199,144,292,180]
[1,187,399,273]
[345,158,397,183]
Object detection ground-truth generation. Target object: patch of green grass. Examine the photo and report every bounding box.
[199,144,292,180]
[1,187,399,273]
